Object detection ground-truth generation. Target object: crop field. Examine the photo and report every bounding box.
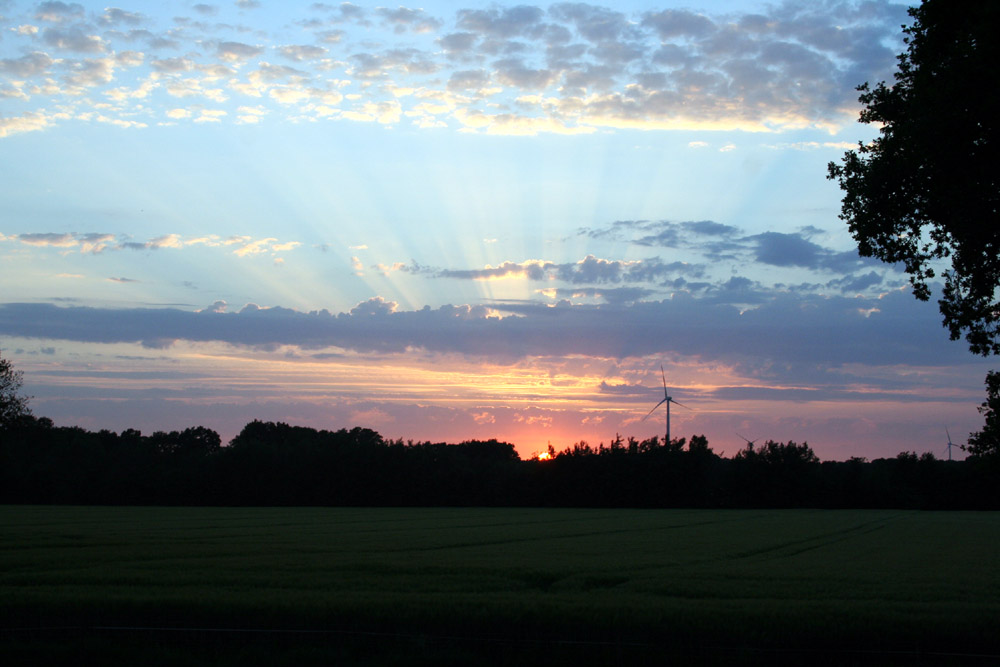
[2,506,999,665]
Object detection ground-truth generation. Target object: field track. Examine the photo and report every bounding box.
[2,506,999,664]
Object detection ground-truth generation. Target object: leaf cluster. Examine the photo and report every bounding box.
[827,0,1000,355]
[0,353,31,429]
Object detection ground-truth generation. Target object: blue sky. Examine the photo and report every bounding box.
[1,0,990,459]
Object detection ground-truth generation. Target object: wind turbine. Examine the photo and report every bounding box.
[737,433,760,451]
[642,365,687,446]
[944,428,957,461]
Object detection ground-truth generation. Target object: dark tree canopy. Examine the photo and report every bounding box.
[966,370,1000,458]
[827,0,1000,355]
[0,352,31,429]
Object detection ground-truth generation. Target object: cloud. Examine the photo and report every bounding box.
[642,9,715,39]
[18,232,116,253]
[42,27,105,53]
[100,8,145,26]
[0,0,910,137]
[751,231,886,273]
[0,52,54,77]
[12,231,301,257]
[456,5,545,39]
[404,254,704,287]
[0,286,972,372]
[376,7,442,34]
[436,260,552,281]
[151,57,195,73]
[599,381,656,396]
[472,411,495,425]
[35,2,85,23]
[217,41,263,63]
[539,287,654,304]
[279,45,327,62]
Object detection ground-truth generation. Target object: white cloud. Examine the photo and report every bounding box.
[0,112,51,138]
[194,109,227,123]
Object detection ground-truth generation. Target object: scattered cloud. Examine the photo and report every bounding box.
[7,231,300,257]
[0,1,910,137]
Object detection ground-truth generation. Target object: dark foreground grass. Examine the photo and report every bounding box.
[2,506,998,665]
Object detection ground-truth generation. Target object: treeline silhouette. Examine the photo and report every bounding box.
[1,417,997,508]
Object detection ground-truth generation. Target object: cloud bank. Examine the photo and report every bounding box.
[0,1,910,137]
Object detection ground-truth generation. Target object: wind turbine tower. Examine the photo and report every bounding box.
[642,365,687,446]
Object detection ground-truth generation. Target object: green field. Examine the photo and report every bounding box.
[2,506,999,664]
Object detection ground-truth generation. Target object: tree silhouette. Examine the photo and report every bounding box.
[827,1,1000,355]
[0,351,31,430]
[966,371,1000,458]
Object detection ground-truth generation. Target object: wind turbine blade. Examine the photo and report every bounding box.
[660,365,668,398]
[946,427,952,444]
[642,398,667,420]
[670,399,690,410]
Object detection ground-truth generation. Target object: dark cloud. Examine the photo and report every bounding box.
[706,385,966,404]
[683,220,739,237]
[753,231,826,268]
[578,221,887,279]
[439,32,478,56]
[751,231,896,274]
[150,56,195,73]
[0,286,971,370]
[350,49,438,78]
[633,225,681,247]
[35,1,84,23]
[612,220,738,248]
[253,62,309,83]
[0,53,55,77]
[100,8,145,26]
[642,9,715,40]
[447,68,490,90]
[826,271,884,293]
[413,256,700,286]
[376,6,441,34]
[310,2,367,25]
[553,255,692,284]
[494,58,555,90]
[457,6,545,39]
[599,381,655,396]
[18,232,76,245]
[42,27,105,53]
[549,3,635,43]
[217,41,263,62]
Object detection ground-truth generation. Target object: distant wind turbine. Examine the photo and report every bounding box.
[641,365,688,446]
[737,433,760,451]
[944,428,957,461]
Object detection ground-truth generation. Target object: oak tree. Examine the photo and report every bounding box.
[827,0,1000,355]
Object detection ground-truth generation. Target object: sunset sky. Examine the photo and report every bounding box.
[1,0,991,460]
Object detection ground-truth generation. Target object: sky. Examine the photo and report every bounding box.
[0,0,991,460]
